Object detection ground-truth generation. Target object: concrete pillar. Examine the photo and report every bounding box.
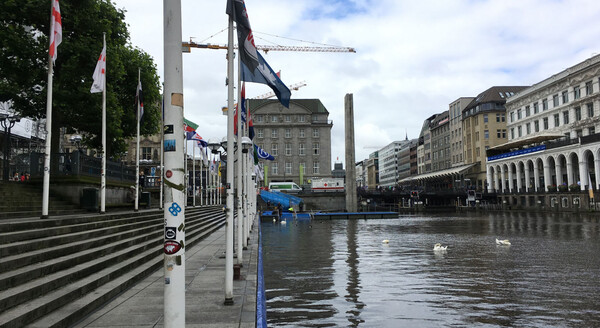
[555,160,563,186]
[594,159,600,190]
[500,166,506,193]
[494,169,499,193]
[516,163,522,193]
[566,158,574,186]
[344,94,357,212]
[486,169,493,193]
[508,165,514,193]
[579,160,588,191]
[524,164,531,192]
[533,162,540,192]
[543,163,551,191]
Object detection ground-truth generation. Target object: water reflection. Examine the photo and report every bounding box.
[262,213,600,327]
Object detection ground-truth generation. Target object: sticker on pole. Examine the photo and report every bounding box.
[164,139,176,152]
[166,170,173,178]
[165,227,176,240]
[164,240,182,254]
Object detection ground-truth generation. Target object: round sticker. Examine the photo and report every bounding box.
[166,170,173,178]
[164,240,181,254]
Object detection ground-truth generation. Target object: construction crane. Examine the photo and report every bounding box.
[182,40,356,53]
[221,81,307,115]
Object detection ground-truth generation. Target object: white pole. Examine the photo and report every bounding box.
[100,33,106,214]
[224,16,235,305]
[41,0,55,219]
[160,87,164,209]
[236,57,244,265]
[135,68,140,212]
[193,142,196,207]
[163,0,185,325]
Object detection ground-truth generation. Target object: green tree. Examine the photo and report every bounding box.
[0,0,161,158]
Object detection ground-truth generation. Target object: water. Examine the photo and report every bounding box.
[261,212,600,327]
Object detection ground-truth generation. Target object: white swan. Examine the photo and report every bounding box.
[382,239,389,244]
[496,238,511,246]
[433,243,448,251]
[280,220,286,225]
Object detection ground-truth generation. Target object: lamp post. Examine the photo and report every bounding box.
[208,138,221,205]
[239,136,252,256]
[1,113,21,181]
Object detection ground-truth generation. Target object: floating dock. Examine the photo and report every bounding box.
[313,211,398,220]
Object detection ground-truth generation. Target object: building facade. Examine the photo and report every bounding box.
[449,97,474,167]
[486,55,600,194]
[248,99,333,186]
[430,111,450,172]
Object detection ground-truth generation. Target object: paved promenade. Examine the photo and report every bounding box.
[73,223,258,328]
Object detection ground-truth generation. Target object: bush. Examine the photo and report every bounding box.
[547,185,557,192]
[569,184,580,192]
[558,185,568,192]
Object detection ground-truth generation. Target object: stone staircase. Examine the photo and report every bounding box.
[0,182,83,219]
[0,206,226,328]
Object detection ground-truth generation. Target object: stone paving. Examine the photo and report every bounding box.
[73,224,258,328]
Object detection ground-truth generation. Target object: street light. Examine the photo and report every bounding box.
[69,135,83,152]
[1,113,21,181]
[241,136,252,153]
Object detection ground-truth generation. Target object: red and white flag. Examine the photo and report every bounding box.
[49,0,62,63]
[90,44,106,93]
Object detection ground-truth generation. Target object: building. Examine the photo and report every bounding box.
[462,86,528,190]
[398,138,417,183]
[449,97,474,167]
[366,151,379,190]
[355,159,367,188]
[486,55,600,195]
[430,111,450,172]
[331,162,345,179]
[247,99,333,186]
[416,114,438,175]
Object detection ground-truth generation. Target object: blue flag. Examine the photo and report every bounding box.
[241,52,291,108]
[254,144,275,161]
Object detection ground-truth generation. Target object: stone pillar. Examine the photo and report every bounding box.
[508,165,514,193]
[595,159,600,190]
[566,159,574,187]
[543,163,551,191]
[524,164,531,192]
[579,160,588,191]
[500,166,506,193]
[486,169,493,193]
[555,161,563,187]
[344,94,357,212]
[494,169,499,193]
[516,164,522,193]
[533,163,540,192]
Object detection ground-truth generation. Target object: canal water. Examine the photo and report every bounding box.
[261,212,600,327]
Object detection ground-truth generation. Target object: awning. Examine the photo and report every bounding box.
[399,163,476,183]
[488,133,563,151]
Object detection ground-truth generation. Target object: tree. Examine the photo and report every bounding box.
[0,0,161,158]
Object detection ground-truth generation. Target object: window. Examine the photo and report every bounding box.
[586,81,593,96]
[285,143,292,156]
[299,115,306,122]
[313,161,319,174]
[257,128,264,138]
[502,129,507,138]
[142,147,152,160]
[501,113,505,122]
[476,147,480,157]
[313,128,319,138]
[497,129,502,138]
[525,105,530,117]
[496,114,501,122]
[533,102,539,114]
[299,143,305,156]
[517,109,522,120]
[510,111,515,122]
[271,115,278,122]
[534,120,540,132]
[313,143,319,155]
[588,103,594,117]
[511,128,515,139]
[553,94,559,107]
[543,117,549,130]
[256,115,263,123]
[271,129,278,138]
[590,126,596,135]
[554,114,560,127]
[299,128,305,138]
[542,99,548,111]
[272,163,278,174]
[574,86,581,100]
[285,128,291,138]
[518,126,522,137]
[484,130,489,139]
[285,162,292,174]
[575,107,582,121]
[475,131,479,141]
[563,111,569,124]
[526,123,531,135]
[562,91,569,104]
[285,115,291,122]
[483,114,488,123]
[271,144,278,156]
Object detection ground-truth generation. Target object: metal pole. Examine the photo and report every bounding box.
[135,68,140,212]
[100,33,106,214]
[41,0,55,219]
[236,57,244,265]
[224,16,235,305]
[193,142,196,207]
[163,0,186,325]
[160,86,164,209]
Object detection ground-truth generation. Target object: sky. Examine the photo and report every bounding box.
[112,0,600,168]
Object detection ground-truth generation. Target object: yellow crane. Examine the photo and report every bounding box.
[182,40,356,53]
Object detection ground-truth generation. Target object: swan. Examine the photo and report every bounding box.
[433,243,448,251]
[280,220,286,225]
[382,239,389,244]
[496,238,511,246]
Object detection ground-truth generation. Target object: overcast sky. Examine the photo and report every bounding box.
[112,0,600,168]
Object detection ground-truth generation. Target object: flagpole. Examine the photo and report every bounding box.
[100,33,106,214]
[135,68,140,212]
[163,0,186,325]
[160,86,164,210]
[236,55,244,265]
[193,141,196,207]
[41,0,57,219]
[224,15,235,305]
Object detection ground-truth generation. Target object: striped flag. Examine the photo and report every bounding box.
[90,43,106,93]
[49,0,62,63]
[136,80,144,122]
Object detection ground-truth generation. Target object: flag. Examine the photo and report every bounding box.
[184,118,198,132]
[188,132,208,147]
[136,80,144,122]
[218,160,221,177]
[241,51,291,108]
[90,44,106,93]
[241,82,247,123]
[248,110,255,140]
[49,0,62,63]
[226,0,259,73]
[254,144,274,161]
